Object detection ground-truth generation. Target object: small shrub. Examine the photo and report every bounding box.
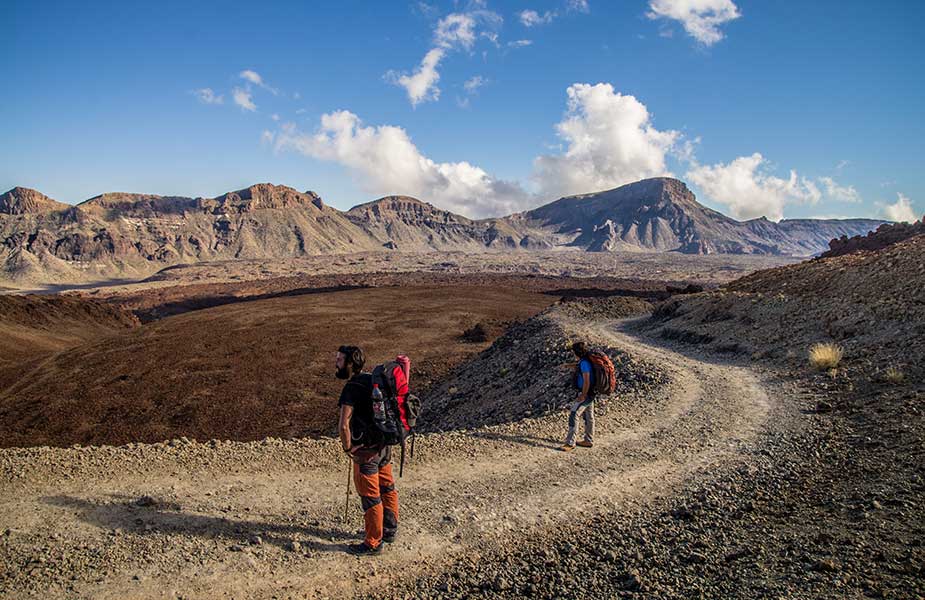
[809,343,843,371]
[882,367,905,384]
[461,323,488,343]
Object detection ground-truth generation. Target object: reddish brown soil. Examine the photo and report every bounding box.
[98,271,677,322]
[0,285,553,448]
[0,295,138,367]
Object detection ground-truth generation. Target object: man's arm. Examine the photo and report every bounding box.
[578,370,590,402]
[338,404,353,453]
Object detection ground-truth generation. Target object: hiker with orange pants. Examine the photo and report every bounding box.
[561,341,596,452]
[335,345,399,556]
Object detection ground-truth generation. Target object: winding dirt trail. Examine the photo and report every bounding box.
[0,317,777,600]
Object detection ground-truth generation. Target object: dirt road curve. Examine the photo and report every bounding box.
[0,317,779,599]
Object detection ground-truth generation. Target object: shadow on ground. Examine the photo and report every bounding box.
[43,494,354,554]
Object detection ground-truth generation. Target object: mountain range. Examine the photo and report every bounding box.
[0,178,886,284]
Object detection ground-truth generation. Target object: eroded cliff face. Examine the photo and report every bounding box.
[0,184,380,283]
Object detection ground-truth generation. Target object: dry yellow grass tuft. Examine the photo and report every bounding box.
[809,343,844,371]
[882,366,905,384]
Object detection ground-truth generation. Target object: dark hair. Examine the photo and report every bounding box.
[571,341,588,358]
[338,345,365,374]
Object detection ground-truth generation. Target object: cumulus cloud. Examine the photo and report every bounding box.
[193,88,223,105]
[880,193,918,222]
[260,130,275,146]
[819,176,861,203]
[386,48,446,107]
[274,111,532,217]
[647,0,741,46]
[232,87,257,112]
[533,83,681,199]
[507,39,534,48]
[387,10,501,106]
[686,153,822,221]
[519,9,555,26]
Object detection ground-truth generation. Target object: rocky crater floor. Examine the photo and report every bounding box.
[1,236,922,600]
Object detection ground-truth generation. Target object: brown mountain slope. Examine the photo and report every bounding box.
[346,195,489,250]
[0,179,888,285]
[1,184,380,284]
[0,187,70,215]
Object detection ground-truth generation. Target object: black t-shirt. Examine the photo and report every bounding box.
[337,373,381,446]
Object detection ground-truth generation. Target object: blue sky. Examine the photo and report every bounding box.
[2,0,923,222]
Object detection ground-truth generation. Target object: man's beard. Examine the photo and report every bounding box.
[335,366,351,380]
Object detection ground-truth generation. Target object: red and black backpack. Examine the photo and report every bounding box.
[370,355,421,475]
[575,349,617,395]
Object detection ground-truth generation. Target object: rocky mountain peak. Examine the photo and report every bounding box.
[347,195,473,225]
[0,187,70,215]
[212,184,323,211]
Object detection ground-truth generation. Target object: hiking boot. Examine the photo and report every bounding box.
[383,530,398,544]
[576,441,593,448]
[559,444,575,452]
[347,542,382,556]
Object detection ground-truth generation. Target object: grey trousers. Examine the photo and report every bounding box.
[565,397,594,446]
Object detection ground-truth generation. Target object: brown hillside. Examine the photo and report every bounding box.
[0,295,138,365]
[650,233,925,382]
[0,285,553,448]
[822,215,925,258]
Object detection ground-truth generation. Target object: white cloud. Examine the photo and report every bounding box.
[533,83,681,199]
[232,87,257,112]
[386,48,446,107]
[686,153,821,221]
[260,130,275,146]
[835,159,850,171]
[387,10,502,107]
[240,69,278,95]
[519,10,555,26]
[240,70,264,86]
[435,12,478,49]
[819,176,861,203]
[193,88,223,105]
[519,2,588,27]
[647,0,741,46]
[880,193,918,222]
[271,113,281,122]
[274,111,532,218]
[507,39,534,48]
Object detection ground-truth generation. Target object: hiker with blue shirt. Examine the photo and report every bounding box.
[561,341,595,451]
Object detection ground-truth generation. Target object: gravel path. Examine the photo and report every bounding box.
[0,315,785,599]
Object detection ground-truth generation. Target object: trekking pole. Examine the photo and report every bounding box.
[342,458,351,524]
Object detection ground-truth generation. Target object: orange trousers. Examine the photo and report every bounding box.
[353,446,399,548]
